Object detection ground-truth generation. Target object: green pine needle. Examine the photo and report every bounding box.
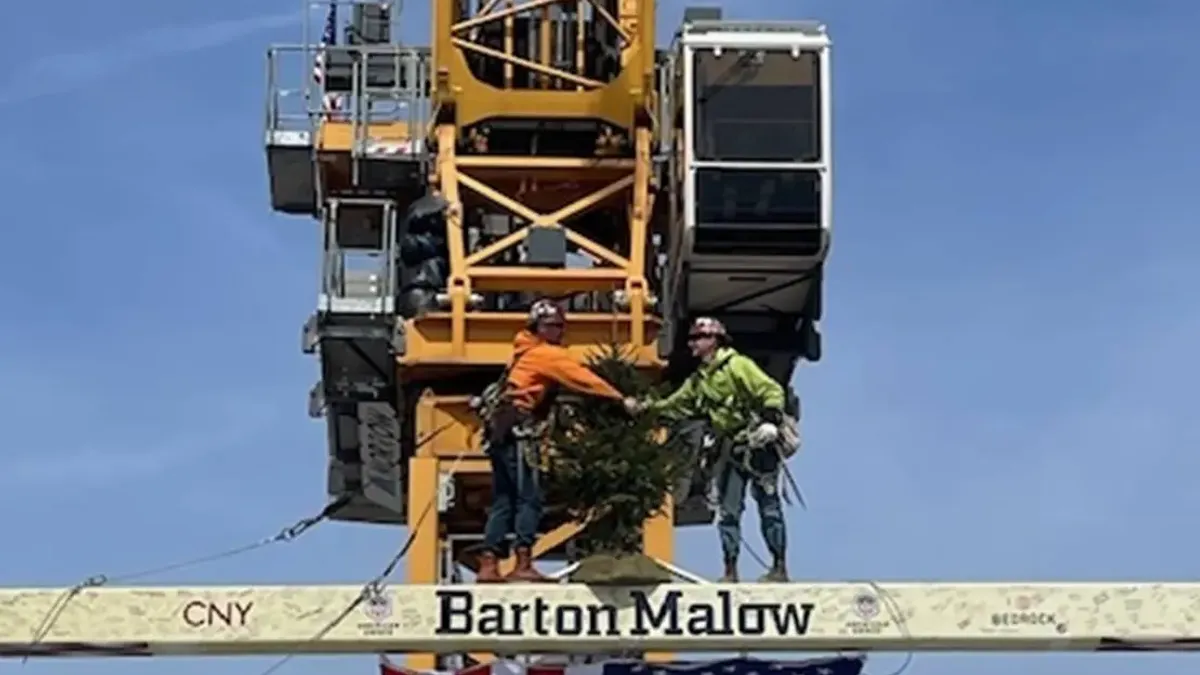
[544,345,688,557]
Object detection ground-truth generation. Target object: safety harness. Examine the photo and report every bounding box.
[683,352,804,507]
[477,350,560,461]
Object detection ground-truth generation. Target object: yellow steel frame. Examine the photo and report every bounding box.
[404,129,666,650]
[290,1,671,667]
[311,106,668,668]
[432,0,656,129]
[406,393,675,670]
[399,311,661,372]
[404,123,657,368]
[401,112,664,672]
[317,119,414,153]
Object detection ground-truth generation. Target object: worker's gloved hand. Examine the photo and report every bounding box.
[623,397,646,414]
[748,422,779,448]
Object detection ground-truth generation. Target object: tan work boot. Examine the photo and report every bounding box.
[758,558,789,583]
[476,551,506,583]
[505,546,549,582]
[718,560,739,583]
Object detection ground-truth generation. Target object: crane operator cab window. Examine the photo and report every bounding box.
[688,47,826,257]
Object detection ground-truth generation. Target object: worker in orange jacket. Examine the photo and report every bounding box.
[477,299,626,583]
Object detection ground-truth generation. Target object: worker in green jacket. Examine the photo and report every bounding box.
[624,317,790,582]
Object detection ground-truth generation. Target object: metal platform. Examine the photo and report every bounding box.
[266,130,318,215]
[264,42,430,214]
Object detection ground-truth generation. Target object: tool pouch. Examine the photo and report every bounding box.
[775,413,802,458]
[486,402,521,447]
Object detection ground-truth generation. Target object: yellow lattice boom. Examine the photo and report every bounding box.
[268,0,681,668]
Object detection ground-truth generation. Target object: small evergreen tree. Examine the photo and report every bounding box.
[544,346,688,584]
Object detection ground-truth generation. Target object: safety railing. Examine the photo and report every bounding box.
[680,19,827,37]
[265,42,433,158]
[346,45,432,159]
[319,198,398,316]
[265,44,324,140]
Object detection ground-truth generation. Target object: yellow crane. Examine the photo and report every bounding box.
[3,0,1197,666]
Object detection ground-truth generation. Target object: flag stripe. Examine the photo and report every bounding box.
[380,656,867,675]
[313,0,341,110]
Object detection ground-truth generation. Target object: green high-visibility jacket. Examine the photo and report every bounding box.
[650,347,785,435]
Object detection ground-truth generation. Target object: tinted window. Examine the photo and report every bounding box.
[694,168,821,226]
[692,168,823,256]
[692,50,821,162]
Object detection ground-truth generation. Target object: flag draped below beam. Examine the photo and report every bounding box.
[379,656,868,675]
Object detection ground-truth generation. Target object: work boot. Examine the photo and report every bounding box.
[476,551,505,584]
[506,547,549,582]
[718,559,739,583]
[758,558,789,583]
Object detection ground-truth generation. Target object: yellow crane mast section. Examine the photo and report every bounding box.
[302,0,670,666]
[2,583,1199,656]
[312,0,660,370]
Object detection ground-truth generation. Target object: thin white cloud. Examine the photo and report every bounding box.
[0,12,297,107]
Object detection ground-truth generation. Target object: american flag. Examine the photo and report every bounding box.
[379,656,867,675]
[312,0,342,111]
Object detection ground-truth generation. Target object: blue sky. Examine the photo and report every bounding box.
[3,0,1200,674]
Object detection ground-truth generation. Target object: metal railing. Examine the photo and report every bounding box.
[319,198,399,315]
[681,19,827,36]
[344,45,432,159]
[265,44,324,139]
[266,43,433,157]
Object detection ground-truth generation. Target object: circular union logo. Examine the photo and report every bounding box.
[364,592,393,622]
[854,592,880,620]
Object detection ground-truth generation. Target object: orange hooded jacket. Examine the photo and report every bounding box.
[504,330,623,412]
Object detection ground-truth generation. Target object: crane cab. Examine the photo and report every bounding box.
[663,13,831,383]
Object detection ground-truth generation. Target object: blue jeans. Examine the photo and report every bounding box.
[716,445,786,562]
[482,435,542,554]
